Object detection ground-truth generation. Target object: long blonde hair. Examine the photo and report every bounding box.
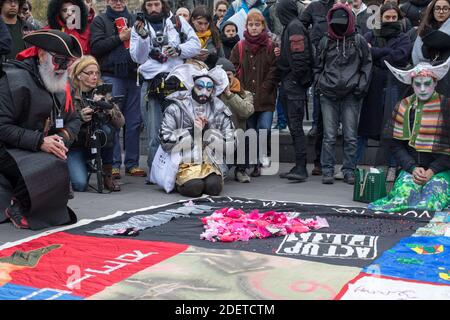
[70,55,101,91]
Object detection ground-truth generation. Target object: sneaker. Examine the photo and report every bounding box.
[343,172,355,185]
[250,165,261,177]
[334,171,344,180]
[311,165,322,176]
[386,167,397,182]
[286,165,308,181]
[261,156,271,168]
[5,198,29,229]
[125,167,147,177]
[112,167,121,179]
[235,168,251,183]
[322,175,335,184]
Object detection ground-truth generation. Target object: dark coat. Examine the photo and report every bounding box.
[400,0,431,27]
[0,18,11,59]
[90,12,138,78]
[230,38,279,112]
[358,31,412,138]
[300,0,335,49]
[276,0,313,98]
[0,59,80,229]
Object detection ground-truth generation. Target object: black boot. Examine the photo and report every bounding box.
[286,165,308,181]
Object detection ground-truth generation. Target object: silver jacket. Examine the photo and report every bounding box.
[160,92,235,175]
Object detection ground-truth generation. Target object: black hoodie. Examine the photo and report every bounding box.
[300,0,335,48]
[277,0,313,93]
[400,0,432,27]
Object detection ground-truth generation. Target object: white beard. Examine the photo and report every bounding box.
[38,52,68,93]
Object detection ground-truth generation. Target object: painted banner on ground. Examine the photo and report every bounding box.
[337,273,450,300]
[363,236,450,285]
[67,197,433,268]
[0,196,443,300]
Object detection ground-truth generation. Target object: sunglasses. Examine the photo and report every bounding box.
[49,52,75,70]
[82,70,100,77]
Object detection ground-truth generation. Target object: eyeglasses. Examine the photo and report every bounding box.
[82,70,100,77]
[49,52,75,70]
[434,6,450,13]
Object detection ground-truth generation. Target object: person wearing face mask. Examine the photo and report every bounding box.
[68,55,125,192]
[314,3,372,185]
[0,30,82,230]
[220,21,240,59]
[412,0,450,94]
[158,64,234,197]
[356,3,412,181]
[368,58,450,212]
[46,0,91,54]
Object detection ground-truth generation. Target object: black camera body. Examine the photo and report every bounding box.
[152,30,168,47]
[136,12,145,23]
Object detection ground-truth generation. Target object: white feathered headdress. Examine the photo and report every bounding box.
[385,57,450,85]
[165,64,229,96]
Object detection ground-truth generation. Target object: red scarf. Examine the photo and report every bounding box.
[15,47,74,113]
[243,29,270,55]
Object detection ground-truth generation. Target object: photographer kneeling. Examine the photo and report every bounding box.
[68,56,125,192]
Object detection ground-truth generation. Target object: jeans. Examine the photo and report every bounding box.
[320,95,362,176]
[140,81,164,170]
[246,111,273,165]
[312,85,320,128]
[279,84,307,167]
[67,146,114,192]
[102,76,141,170]
[275,88,287,127]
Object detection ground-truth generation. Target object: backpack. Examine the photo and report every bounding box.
[235,39,274,78]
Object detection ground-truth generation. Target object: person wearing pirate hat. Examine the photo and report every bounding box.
[0,29,82,230]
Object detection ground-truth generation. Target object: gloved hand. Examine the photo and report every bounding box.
[164,46,181,57]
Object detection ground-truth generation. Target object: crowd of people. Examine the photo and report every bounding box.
[0,0,448,230]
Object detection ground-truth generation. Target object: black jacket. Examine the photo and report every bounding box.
[0,59,81,151]
[401,0,431,27]
[90,13,138,77]
[0,18,11,59]
[300,0,335,49]
[277,0,313,93]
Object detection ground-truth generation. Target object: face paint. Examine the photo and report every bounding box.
[412,75,436,101]
[193,77,214,104]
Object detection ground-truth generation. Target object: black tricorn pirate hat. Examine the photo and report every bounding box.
[23,29,83,58]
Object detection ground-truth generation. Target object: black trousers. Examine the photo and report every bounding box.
[178,173,223,198]
[0,147,30,209]
[314,98,323,167]
[279,83,307,167]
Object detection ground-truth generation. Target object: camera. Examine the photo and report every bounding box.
[136,12,145,23]
[93,83,113,96]
[152,30,168,47]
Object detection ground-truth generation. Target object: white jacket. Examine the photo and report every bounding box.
[130,14,201,80]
